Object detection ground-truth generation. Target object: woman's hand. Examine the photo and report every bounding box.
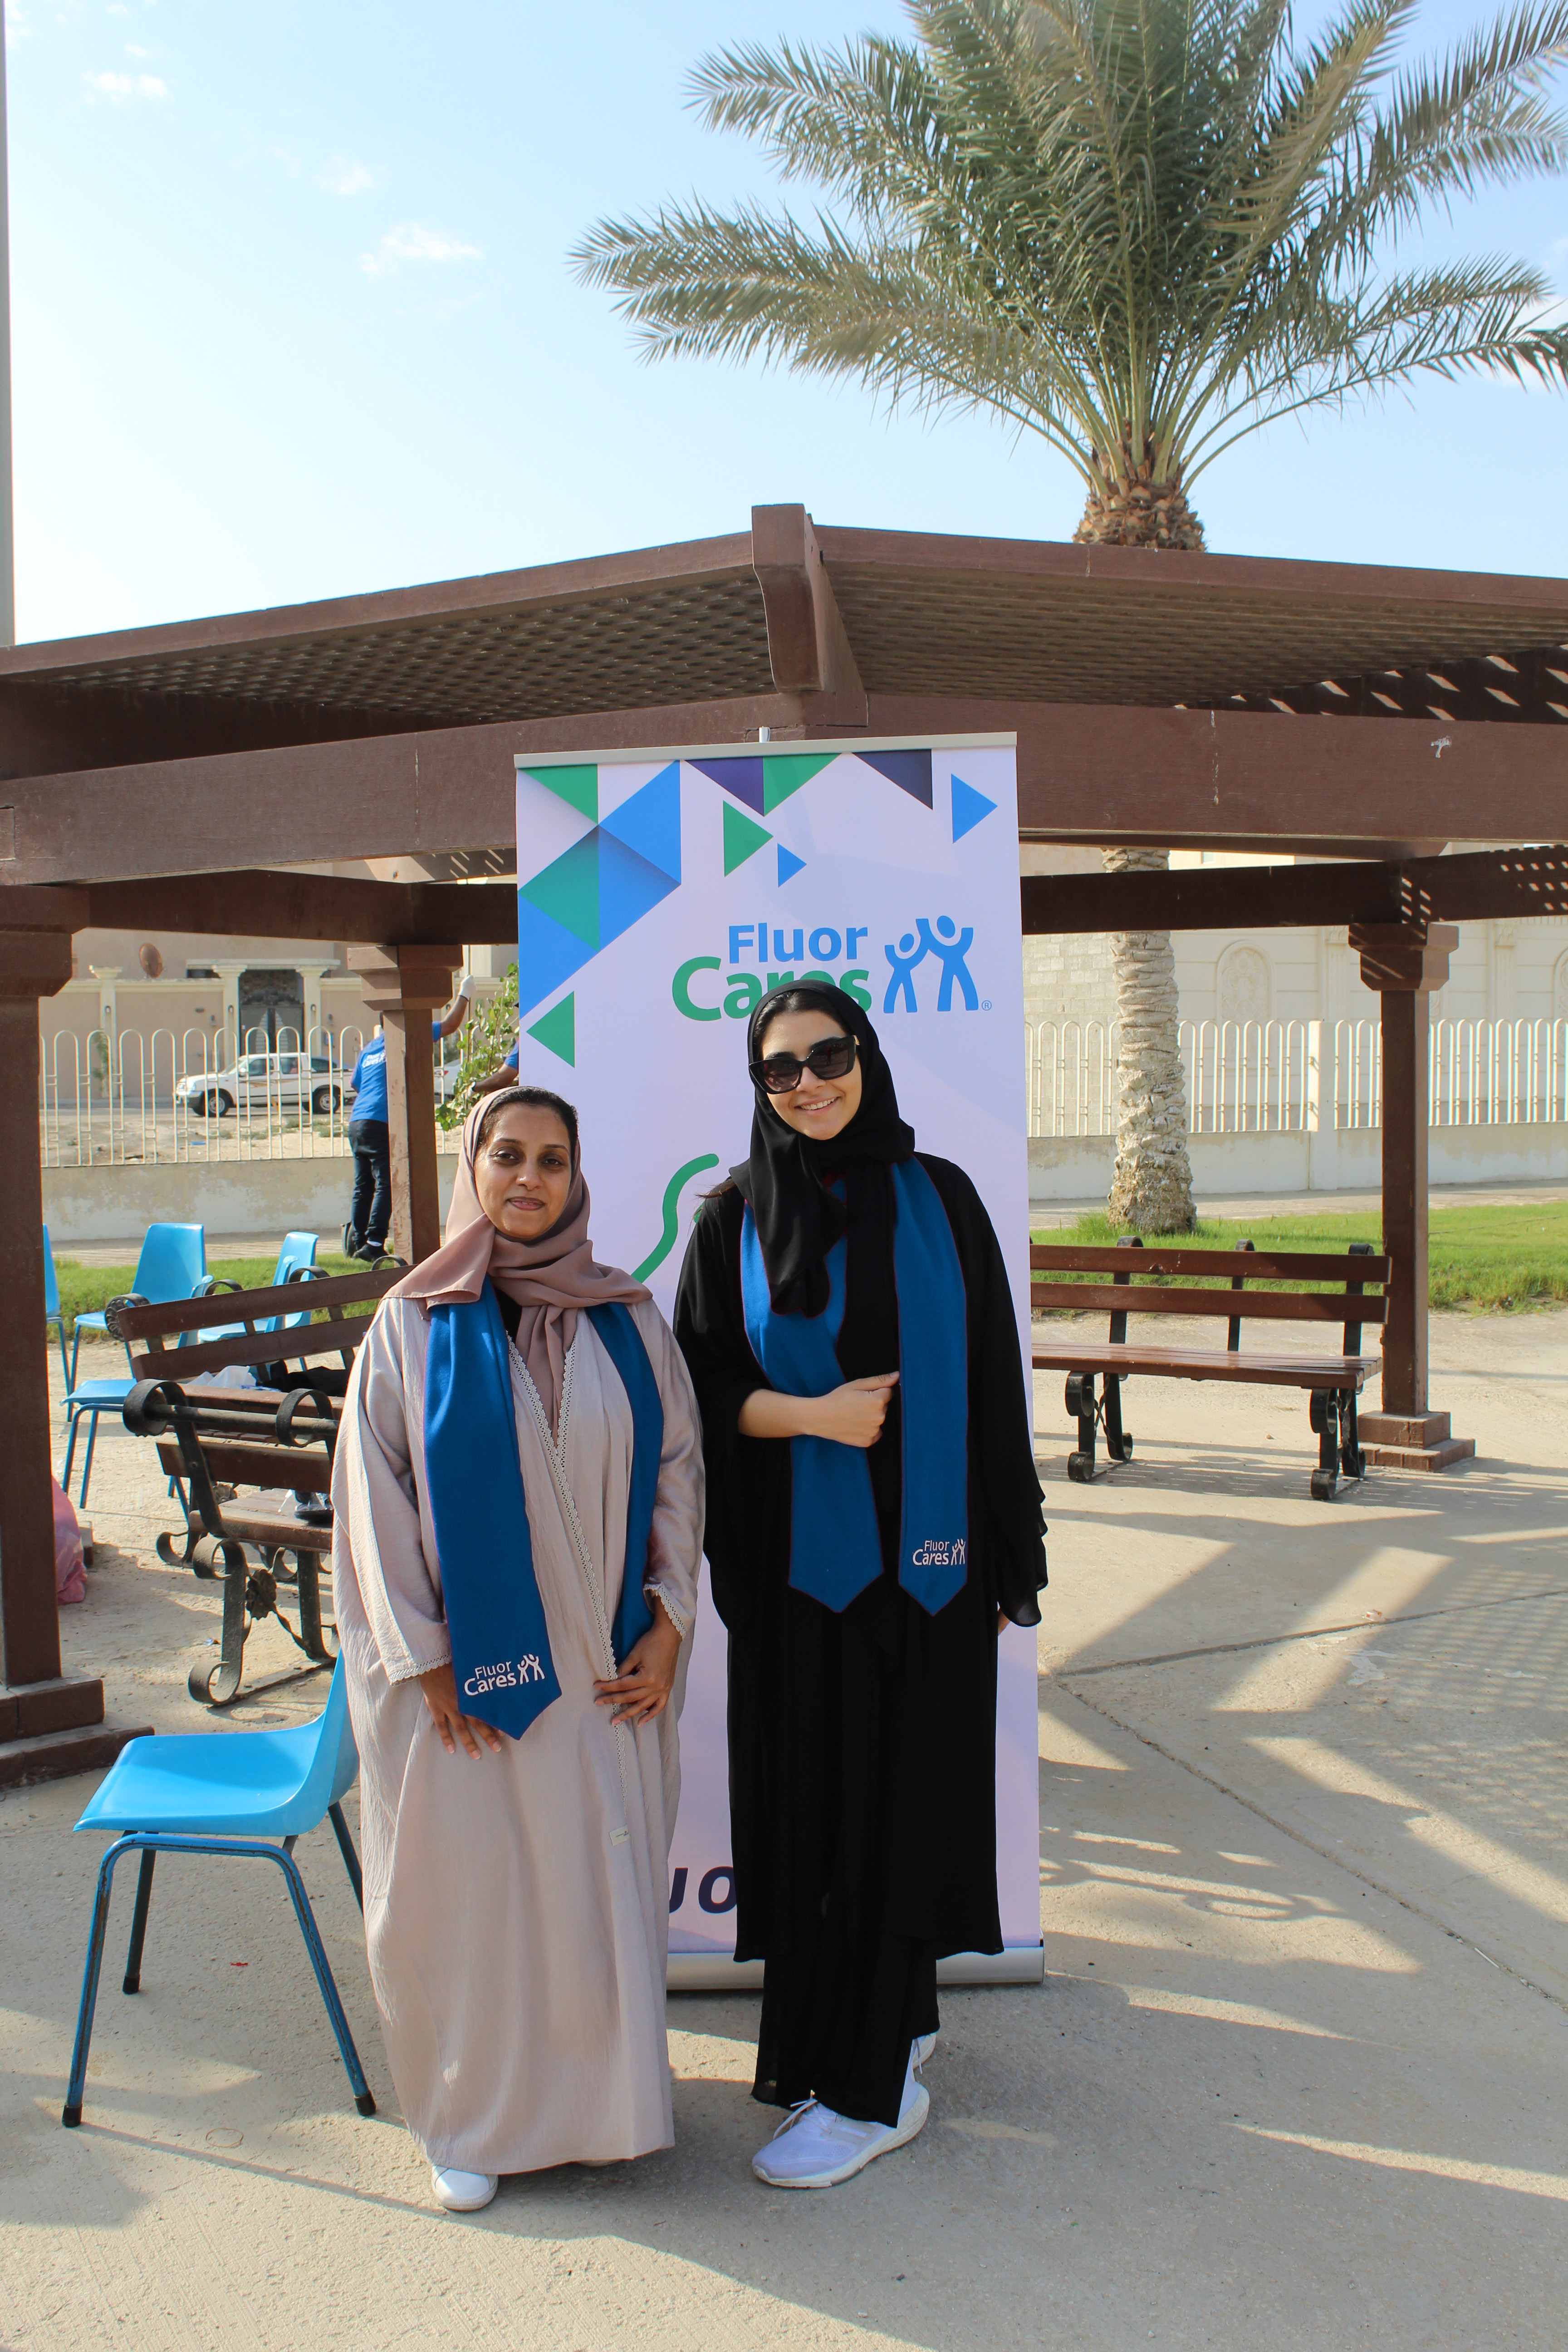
[814,1373,899,1449]
[738,1372,899,1449]
[594,1611,683,1729]
[418,1661,505,1759]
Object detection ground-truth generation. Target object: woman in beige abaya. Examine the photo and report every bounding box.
[332,1086,704,2213]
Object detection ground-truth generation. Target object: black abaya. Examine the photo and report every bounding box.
[673,1151,1047,2129]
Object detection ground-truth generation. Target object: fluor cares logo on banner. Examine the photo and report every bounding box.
[514,744,1000,1077]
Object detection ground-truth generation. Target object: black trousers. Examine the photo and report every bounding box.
[348,1118,391,1247]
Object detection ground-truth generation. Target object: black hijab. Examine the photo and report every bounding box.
[733,983,915,1318]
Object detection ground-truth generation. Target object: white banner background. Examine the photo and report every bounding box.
[511,735,1040,1974]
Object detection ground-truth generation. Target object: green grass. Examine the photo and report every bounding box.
[54,1252,367,1338]
[1032,1203,1568,1313]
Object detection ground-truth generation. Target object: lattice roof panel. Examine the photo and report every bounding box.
[824,559,1568,707]
[27,575,777,724]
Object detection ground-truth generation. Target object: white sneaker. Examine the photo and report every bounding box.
[431,2165,498,2212]
[752,2084,930,2189]
[914,2030,938,2068]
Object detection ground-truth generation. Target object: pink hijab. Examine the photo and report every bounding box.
[391,1096,648,1435]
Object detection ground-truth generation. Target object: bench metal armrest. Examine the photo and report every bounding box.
[275,1386,342,1480]
[122,1377,231,1538]
[102,1293,147,1343]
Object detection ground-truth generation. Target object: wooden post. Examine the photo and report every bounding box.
[348,945,462,1264]
[0,913,153,1783]
[1350,922,1474,1472]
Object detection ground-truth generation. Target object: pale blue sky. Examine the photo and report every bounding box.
[9,0,1567,645]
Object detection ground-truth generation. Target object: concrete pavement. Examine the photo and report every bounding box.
[3,1313,1564,2349]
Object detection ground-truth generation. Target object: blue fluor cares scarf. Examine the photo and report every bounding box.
[740,1157,969,1615]
[421,1285,663,1740]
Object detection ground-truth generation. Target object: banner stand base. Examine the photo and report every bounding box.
[667,1945,1045,1995]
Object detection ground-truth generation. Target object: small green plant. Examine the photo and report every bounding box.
[436,965,519,1132]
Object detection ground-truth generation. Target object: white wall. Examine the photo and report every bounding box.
[43,1156,461,1247]
[1027,1121,1568,1203]
[1017,847,1568,1041]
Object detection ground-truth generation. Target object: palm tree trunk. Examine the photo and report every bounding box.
[1073,449,1205,551]
[1081,454,1202,1229]
[1104,846,1196,1234]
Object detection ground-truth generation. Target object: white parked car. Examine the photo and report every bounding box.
[175,1053,344,1119]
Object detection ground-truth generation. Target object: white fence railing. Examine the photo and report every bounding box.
[39,1025,466,1169]
[39,1014,1568,1167]
[1023,1016,1568,1139]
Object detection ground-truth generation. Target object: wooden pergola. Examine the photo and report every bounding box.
[2,504,1565,1776]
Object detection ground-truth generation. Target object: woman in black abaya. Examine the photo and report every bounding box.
[673,982,1047,2190]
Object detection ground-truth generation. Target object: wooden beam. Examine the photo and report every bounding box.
[2,696,1565,887]
[348,945,463,1263]
[1021,845,1568,934]
[751,505,864,695]
[81,871,521,945]
[0,693,816,886]
[0,884,89,930]
[0,924,100,1713]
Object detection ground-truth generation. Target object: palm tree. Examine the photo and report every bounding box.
[574,0,1568,1230]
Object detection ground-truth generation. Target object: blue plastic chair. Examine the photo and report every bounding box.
[59,1376,135,1508]
[62,1656,374,2128]
[69,1223,208,1387]
[62,1225,211,1507]
[195,1231,321,1344]
[43,1226,70,1391]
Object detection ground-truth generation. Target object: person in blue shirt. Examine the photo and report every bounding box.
[343,981,473,1259]
[473,1041,520,1098]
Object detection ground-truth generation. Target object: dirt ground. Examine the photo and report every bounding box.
[3,1313,1565,2351]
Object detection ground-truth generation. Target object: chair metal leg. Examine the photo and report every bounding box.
[78,1413,100,1509]
[123,1852,156,1994]
[69,1323,82,1392]
[63,1837,131,2125]
[328,1803,364,1912]
[63,1832,376,2127]
[273,1841,377,2116]
[61,1410,80,1498]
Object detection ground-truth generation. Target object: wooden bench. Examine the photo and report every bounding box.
[109,1268,401,1705]
[1029,1238,1387,1500]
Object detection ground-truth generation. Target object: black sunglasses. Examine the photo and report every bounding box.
[750,1034,858,1095]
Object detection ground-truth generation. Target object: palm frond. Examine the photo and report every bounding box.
[573,0,1568,512]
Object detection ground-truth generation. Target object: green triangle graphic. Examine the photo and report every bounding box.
[723,800,772,876]
[527,992,576,1067]
[762,753,834,814]
[522,763,598,821]
[521,829,599,948]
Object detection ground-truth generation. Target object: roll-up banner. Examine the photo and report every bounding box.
[511,736,1041,1987]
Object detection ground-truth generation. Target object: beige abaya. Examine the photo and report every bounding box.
[332,1290,704,2175]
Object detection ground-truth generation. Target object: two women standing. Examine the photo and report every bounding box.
[334,985,1044,2206]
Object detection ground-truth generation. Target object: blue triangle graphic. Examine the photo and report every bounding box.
[776,844,807,887]
[601,761,681,884]
[859,748,933,806]
[598,831,679,949]
[515,893,594,1019]
[951,772,998,843]
[691,755,766,813]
